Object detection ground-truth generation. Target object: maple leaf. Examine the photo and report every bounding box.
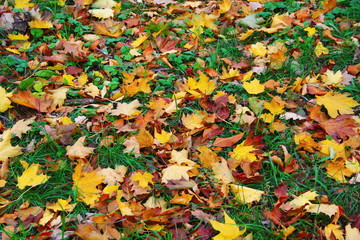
[325,158,354,183]
[111,99,142,117]
[14,0,34,8]
[281,191,318,210]
[264,96,286,115]
[211,159,234,184]
[93,19,124,37]
[10,118,34,138]
[219,0,231,14]
[98,165,127,185]
[209,211,246,240]
[249,42,267,57]
[324,224,344,240]
[304,27,316,37]
[155,130,173,144]
[88,9,114,19]
[92,0,116,8]
[187,72,216,96]
[345,224,360,240]
[321,69,343,86]
[182,112,204,130]
[161,165,193,183]
[50,87,69,108]
[230,184,264,204]
[319,139,347,160]
[17,160,50,190]
[0,130,22,161]
[28,19,53,29]
[0,86,12,112]
[316,93,358,118]
[230,141,257,163]
[47,197,76,212]
[66,136,95,160]
[8,33,29,40]
[243,79,265,94]
[187,12,218,34]
[170,191,193,205]
[116,190,134,216]
[131,172,154,188]
[197,146,219,168]
[307,204,339,217]
[72,163,104,206]
[314,42,329,57]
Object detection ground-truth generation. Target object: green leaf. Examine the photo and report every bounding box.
[35,70,57,78]
[19,78,35,90]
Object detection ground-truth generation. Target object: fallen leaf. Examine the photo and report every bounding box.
[209,211,246,240]
[131,172,154,188]
[324,224,344,240]
[213,132,244,147]
[0,130,22,161]
[10,118,34,138]
[230,184,264,204]
[316,93,359,118]
[243,79,265,94]
[0,86,12,112]
[66,136,95,160]
[162,165,193,183]
[17,160,50,189]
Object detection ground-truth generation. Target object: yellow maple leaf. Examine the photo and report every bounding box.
[314,41,329,57]
[182,112,204,130]
[47,197,76,212]
[321,69,343,86]
[187,12,218,34]
[0,130,22,161]
[28,19,53,29]
[264,96,286,115]
[66,136,95,160]
[72,163,104,206]
[324,224,344,240]
[170,192,193,205]
[259,113,275,123]
[219,0,231,14]
[88,8,114,19]
[304,27,316,37]
[39,209,54,226]
[0,86,12,112]
[161,165,193,183]
[209,211,246,240]
[7,34,29,40]
[14,0,34,8]
[220,68,241,80]
[111,99,142,117]
[187,72,216,96]
[230,184,264,204]
[230,141,257,163]
[325,159,353,183]
[84,83,100,97]
[17,161,50,190]
[131,35,148,48]
[243,79,265,94]
[319,139,347,160]
[282,191,318,210]
[198,146,219,168]
[131,172,154,188]
[116,190,134,216]
[249,42,267,57]
[316,93,359,118]
[155,130,173,144]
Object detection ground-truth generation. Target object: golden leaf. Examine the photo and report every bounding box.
[249,42,267,57]
[243,79,265,94]
[0,130,22,161]
[324,224,344,240]
[28,20,53,29]
[219,0,231,14]
[17,161,50,189]
[181,112,204,130]
[230,184,264,204]
[316,93,358,118]
[131,172,154,188]
[230,141,257,163]
[209,211,246,240]
[72,163,104,206]
[47,197,76,212]
[161,165,193,183]
[14,0,34,8]
[0,86,12,112]
[314,42,329,57]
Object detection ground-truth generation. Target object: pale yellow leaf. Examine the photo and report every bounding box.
[316,93,358,118]
[17,161,50,189]
[230,184,264,204]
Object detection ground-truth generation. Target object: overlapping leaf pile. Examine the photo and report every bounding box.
[0,0,360,239]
